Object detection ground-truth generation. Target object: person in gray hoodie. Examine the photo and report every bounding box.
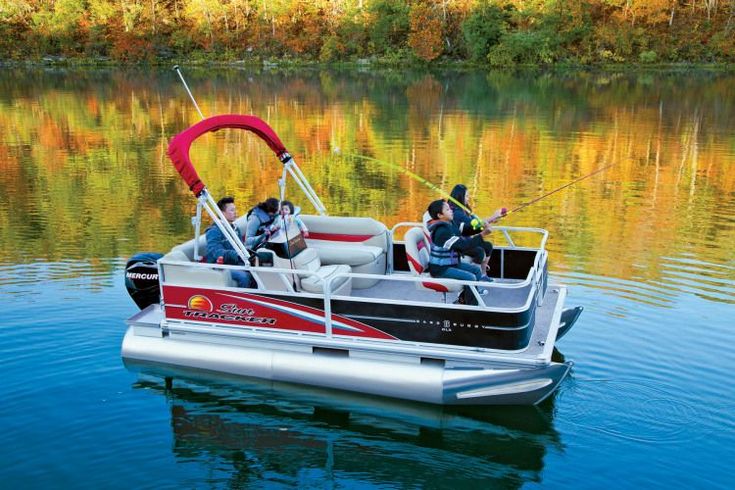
[244,197,280,248]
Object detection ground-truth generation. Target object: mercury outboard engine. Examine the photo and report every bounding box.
[125,252,163,309]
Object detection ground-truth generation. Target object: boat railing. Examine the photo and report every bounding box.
[390,222,548,249]
[158,255,544,339]
[389,222,548,293]
[158,257,538,296]
[320,270,542,337]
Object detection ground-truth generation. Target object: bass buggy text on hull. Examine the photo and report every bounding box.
[123,114,581,406]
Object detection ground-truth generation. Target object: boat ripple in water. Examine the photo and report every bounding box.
[557,378,704,444]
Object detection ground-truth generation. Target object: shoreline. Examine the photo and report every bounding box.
[2,56,735,73]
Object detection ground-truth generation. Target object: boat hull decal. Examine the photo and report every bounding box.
[162,285,397,340]
[162,286,536,350]
[258,294,535,350]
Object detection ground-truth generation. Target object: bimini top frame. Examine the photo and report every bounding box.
[167,114,327,261]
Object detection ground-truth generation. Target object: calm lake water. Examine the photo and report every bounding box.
[1,67,734,489]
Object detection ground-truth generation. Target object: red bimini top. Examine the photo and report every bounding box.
[167,114,290,196]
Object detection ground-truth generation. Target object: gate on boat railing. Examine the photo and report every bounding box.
[390,222,549,249]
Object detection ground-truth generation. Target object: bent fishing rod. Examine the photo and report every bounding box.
[346,153,612,223]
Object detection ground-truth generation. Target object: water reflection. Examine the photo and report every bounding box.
[0,67,733,306]
[131,364,562,488]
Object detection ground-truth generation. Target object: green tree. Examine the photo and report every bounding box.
[461,1,510,62]
[367,0,409,55]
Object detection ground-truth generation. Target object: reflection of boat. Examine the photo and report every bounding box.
[123,114,582,405]
[130,364,561,488]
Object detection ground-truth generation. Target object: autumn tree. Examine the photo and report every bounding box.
[407,1,444,61]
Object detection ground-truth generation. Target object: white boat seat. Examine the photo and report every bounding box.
[171,227,217,261]
[404,227,462,299]
[299,264,352,295]
[301,215,388,289]
[161,250,236,288]
[307,242,382,264]
[292,248,352,295]
[306,242,385,289]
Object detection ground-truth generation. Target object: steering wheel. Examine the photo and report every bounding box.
[245,248,258,265]
[244,230,274,264]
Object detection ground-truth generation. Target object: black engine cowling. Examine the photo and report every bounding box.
[125,252,163,310]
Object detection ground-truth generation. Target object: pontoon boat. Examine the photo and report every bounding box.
[122,115,582,405]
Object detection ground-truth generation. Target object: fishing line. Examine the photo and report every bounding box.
[506,163,615,216]
[344,153,474,216]
[345,153,612,222]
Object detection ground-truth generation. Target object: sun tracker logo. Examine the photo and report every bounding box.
[182,299,276,326]
[187,295,213,312]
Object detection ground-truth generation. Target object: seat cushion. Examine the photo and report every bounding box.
[161,251,236,288]
[300,264,351,294]
[306,242,383,266]
[420,275,463,293]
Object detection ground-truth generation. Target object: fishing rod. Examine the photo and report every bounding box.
[346,153,612,223]
[345,153,475,216]
[173,65,205,120]
[505,163,614,216]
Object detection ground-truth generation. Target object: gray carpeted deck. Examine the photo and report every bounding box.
[350,276,532,309]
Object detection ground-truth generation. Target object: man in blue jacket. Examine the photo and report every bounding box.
[205,196,254,288]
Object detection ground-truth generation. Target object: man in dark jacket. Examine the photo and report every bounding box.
[205,196,254,288]
[426,199,493,304]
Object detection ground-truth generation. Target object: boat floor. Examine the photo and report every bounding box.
[351,276,530,308]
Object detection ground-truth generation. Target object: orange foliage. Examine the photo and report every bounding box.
[408,2,443,61]
[109,26,154,62]
[38,117,64,150]
[275,0,328,57]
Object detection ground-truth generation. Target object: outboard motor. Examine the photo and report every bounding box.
[125,252,164,309]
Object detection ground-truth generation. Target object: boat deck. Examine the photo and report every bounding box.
[351,276,531,308]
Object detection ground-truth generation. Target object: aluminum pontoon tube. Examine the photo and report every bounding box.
[121,327,571,406]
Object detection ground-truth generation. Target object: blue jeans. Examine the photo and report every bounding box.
[434,262,484,303]
[435,261,483,283]
[231,270,255,288]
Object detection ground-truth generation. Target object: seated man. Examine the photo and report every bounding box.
[426,199,493,304]
[205,196,254,288]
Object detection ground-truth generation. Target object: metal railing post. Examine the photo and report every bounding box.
[192,200,203,261]
[323,277,333,338]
